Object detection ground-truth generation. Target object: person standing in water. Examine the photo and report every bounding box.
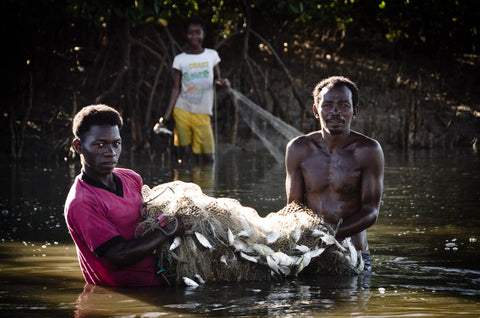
[154,17,230,163]
[65,104,185,286]
[285,76,384,272]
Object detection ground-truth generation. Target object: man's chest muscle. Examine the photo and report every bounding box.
[302,152,361,195]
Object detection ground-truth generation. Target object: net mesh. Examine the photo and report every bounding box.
[140,181,365,285]
[228,88,303,165]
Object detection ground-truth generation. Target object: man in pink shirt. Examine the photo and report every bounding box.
[65,104,185,286]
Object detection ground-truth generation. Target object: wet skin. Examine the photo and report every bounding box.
[285,85,384,252]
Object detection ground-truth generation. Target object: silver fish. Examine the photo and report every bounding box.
[294,253,312,274]
[236,230,249,238]
[266,255,280,274]
[294,244,310,253]
[227,228,234,246]
[183,277,199,287]
[270,251,294,267]
[220,255,228,266]
[240,252,258,263]
[267,253,290,275]
[232,239,249,252]
[169,236,181,251]
[320,233,336,245]
[195,232,213,250]
[252,243,275,256]
[305,247,326,259]
[194,274,205,284]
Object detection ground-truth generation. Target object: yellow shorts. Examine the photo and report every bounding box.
[173,107,214,154]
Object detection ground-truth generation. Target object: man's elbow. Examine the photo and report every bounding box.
[365,210,379,229]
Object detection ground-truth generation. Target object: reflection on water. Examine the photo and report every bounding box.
[1,147,479,317]
[70,275,371,317]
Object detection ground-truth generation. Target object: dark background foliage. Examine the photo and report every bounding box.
[2,0,479,161]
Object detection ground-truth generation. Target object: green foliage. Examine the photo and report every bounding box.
[2,0,478,159]
[45,0,478,56]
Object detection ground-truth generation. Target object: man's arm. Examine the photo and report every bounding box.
[336,141,384,240]
[101,218,185,269]
[285,137,306,204]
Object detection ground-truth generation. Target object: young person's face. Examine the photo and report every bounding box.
[74,125,122,179]
[186,23,204,49]
[314,85,357,135]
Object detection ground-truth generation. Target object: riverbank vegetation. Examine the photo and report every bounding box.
[3,0,479,161]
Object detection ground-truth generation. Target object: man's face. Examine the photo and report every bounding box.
[314,85,357,135]
[74,125,122,179]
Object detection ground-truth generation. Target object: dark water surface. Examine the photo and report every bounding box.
[1,146,479,317]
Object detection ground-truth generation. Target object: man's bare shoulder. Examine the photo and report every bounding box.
[286,132,321,165]
[287,132,319,148]
[349,131,384,164]
[349,131,382,149]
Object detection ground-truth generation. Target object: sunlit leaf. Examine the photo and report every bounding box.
[158,18,168,26]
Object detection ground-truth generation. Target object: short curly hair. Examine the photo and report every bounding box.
[312,76,359,107]
[72,104,123,140]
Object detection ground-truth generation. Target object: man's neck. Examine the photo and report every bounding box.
[320,129,351,151]
[81,169,123,197]
[83,167,115,189]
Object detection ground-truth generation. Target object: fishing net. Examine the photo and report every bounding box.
[139,181,365,286]
[228,88,303,165]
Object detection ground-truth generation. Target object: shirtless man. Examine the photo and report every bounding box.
[285,76,384,271]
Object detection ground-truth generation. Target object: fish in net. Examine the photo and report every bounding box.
[139,181,365,286]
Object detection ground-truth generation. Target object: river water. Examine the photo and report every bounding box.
[1,145,479,317]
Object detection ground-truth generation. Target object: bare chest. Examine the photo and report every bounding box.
[301,151,362,195]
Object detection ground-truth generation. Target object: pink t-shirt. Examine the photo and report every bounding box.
[64,168,164,286]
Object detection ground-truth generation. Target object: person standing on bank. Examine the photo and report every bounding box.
[65,104,185,286]
[285,76,384,272]
[153,17,230,163]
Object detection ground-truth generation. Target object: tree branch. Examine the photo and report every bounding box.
[249,29,305,111]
